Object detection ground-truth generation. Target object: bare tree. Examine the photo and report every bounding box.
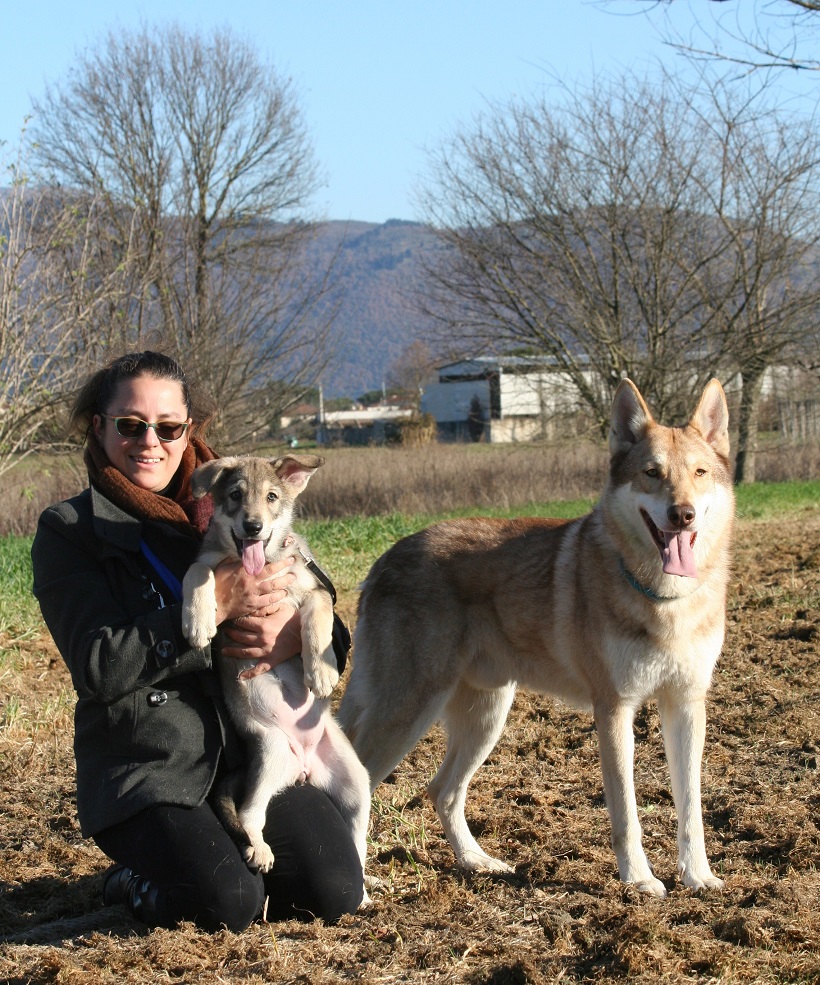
[688,84,820,481]
[418,73,736,437]
[626,0,820,73]
[385,340,440,409]
[30,23,336,444]
[0,140,120,475]
[418,71,820,479]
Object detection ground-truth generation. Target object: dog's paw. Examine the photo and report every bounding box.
[304,662,339,699]
[630,876,668,898]
[679,862,725,892]
[458,849,514,874]
[188,624,215,649]
[244,842,275,873]
[182,605,216,649]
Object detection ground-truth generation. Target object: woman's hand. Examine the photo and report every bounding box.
[214,555,302,679]
[213,554,295,625]
[221,605,302,680]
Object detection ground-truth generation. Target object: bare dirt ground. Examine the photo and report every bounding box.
[1,508,818,984]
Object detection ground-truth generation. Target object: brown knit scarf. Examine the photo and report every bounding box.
[84,432,217,538]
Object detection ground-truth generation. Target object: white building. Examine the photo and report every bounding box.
[420,356,596,442]
[422,357,819,443]
[316,406,413,446]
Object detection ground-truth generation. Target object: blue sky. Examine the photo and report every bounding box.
[1,1,816,223]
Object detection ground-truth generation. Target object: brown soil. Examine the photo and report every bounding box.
[1,510,818,983]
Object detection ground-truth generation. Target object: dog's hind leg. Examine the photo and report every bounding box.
[237,734,293,873]
[428,680,517,873]
[313,724,372,870]
[338,669,450,793]
[359,697,448,792]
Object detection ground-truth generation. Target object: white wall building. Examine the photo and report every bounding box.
[421,356,595,442]
[316,406,413,445]
[422,356,819,443]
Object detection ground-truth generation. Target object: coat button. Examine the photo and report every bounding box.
[155,639,176,664]
[147,691,168,707]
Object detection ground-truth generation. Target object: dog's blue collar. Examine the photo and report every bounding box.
[619,558,679,603]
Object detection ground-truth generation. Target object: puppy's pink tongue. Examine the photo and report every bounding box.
[241,540,266,576]
[662,532,698,578]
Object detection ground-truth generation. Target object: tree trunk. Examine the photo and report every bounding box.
[733,369,765,484]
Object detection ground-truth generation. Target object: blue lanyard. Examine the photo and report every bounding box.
[140,539,183,603]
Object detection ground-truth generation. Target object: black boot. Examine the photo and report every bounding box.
[102,864,162,926]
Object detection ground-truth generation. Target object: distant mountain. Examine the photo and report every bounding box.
[0,186,448,401]
[303,219,446,397]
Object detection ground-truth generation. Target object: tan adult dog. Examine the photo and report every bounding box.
[339,380,734,897]
[182,455,370,883]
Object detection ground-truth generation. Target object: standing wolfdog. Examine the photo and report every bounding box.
[339,380,734,897]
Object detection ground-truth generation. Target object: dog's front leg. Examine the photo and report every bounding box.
[182,562,218,649]
[658,690,724,891]
[299,590,338,698]
[595,701,667,897]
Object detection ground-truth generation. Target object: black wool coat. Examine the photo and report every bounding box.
[31,485,242,837]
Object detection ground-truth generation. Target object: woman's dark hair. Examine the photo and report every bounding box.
[69,350,209,439]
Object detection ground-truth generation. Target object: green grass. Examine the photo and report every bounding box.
[0,535,40,639]
[734,479,820,519]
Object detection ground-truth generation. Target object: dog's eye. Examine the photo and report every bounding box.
[267,491,278,503]
[695,468,707,477]
[645,467,659,478]
[229,489,242,501]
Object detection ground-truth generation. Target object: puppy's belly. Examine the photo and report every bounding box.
[248,676,327,784]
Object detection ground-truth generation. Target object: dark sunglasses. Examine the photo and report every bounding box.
[100,415,190,442]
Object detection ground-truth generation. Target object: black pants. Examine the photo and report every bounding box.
[94,784,364,932]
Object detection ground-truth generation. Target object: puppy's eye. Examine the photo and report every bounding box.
[229,489,242,501]
[695,468,707,477]
[267,491,278,503]
[645,467,659,478]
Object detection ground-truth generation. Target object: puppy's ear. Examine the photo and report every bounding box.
[271,454,324,495]
[609,379,653,457]
[190,457,240,498]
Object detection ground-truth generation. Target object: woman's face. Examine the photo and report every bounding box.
[93,375,191,493]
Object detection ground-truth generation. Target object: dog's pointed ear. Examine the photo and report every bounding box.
[272,454,325,495]
[609,379,653,457]
[689,379,730,459]
[190,457,239,499]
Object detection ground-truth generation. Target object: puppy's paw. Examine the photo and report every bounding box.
[182,603,216,648]
[188,623,215,650]
[244,842,275,873]
[304,662,339,699]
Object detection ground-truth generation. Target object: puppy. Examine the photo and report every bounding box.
[182,455,370,883]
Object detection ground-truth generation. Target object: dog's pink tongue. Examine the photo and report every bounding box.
[662,532,698,578]
[241,540,266,576]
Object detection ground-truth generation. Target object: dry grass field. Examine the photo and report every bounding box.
[0,441,818,983]
[2,433,818,535]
